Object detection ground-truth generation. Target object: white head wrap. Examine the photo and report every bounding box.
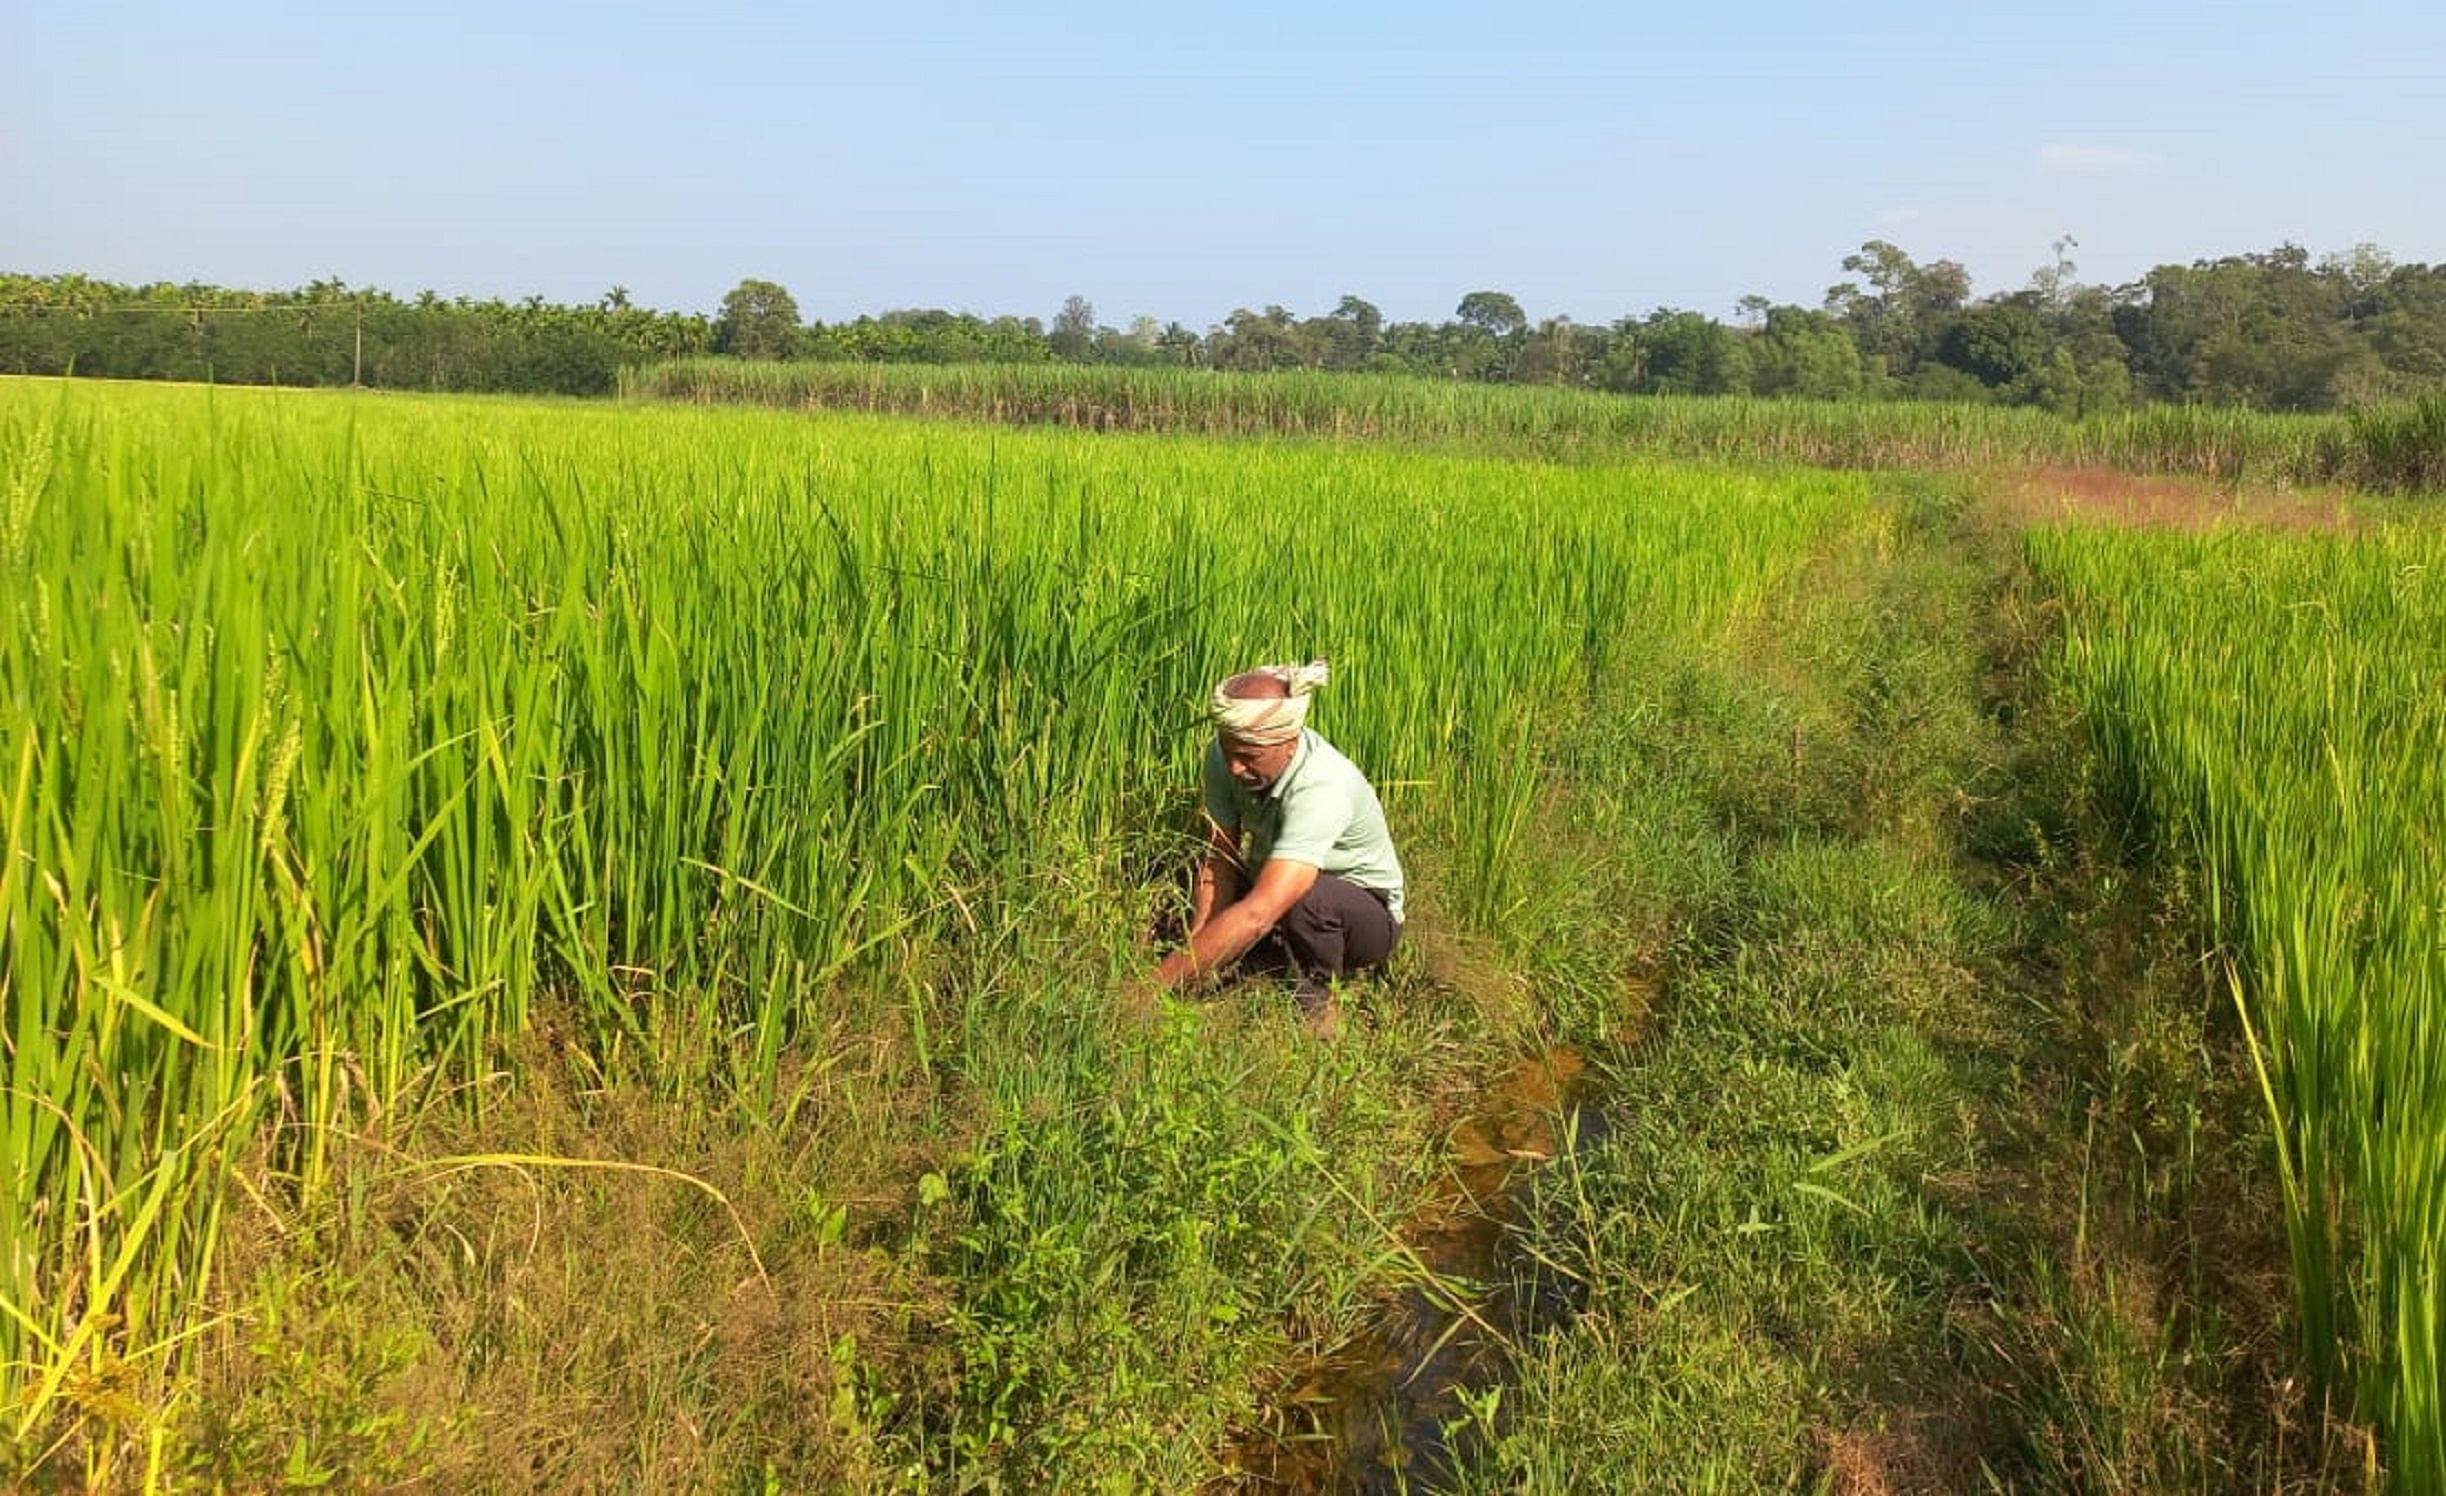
[1209,659,1330,746]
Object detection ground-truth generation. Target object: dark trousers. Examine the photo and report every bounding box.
[1251,872,1401,985]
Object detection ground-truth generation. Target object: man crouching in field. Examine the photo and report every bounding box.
[1147,661,1406,1023]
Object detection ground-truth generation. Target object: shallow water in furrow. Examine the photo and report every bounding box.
[1220,1047,1606,1492]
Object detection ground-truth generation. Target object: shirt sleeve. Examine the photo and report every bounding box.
[1266,772,1352,867]
[1201,740,1241,834]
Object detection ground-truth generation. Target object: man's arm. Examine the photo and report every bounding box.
[1155,856,1319,989]
[1187,818,1244,936]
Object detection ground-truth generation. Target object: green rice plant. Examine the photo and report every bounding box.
[0,376,1867,1473]
[2030,519,2446,1491]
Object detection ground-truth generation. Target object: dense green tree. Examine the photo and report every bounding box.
[805,309,1054,364]
[1636,310,1752,396]
[1311,295,1384,371]
[13,238,2446,413]
[1752,307,1864,399]
[1156,321,1204,367]
[1207,306,1311,371]
[1454,290,1528,340]
[713,278,800,359]
[1076,315,1166,367]
[2364,266,2446,383]
[1373,319,1456,377]
[1444,324,1507,381]
[1513,317,1587,385]
[0,274,714,393]
[1936,300,2049,390]
[1826,240,1970,373]
[1901,363,1994,404]
[1049,294,1097,360]
[2045,284,2138,416]
[2114,248,2364,408]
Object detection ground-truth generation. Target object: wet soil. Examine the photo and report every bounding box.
[1215,1048,1605,1492]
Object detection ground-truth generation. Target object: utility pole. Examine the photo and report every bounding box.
[353,303,363,387]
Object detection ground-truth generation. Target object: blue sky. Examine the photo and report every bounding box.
[5,0,2441,328]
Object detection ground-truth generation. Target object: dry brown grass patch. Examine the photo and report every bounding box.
[1994,466,2363,533]
[1818,1417,1969,1496]
[177,1016,957,1490]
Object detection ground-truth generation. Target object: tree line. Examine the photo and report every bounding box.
[6,239,2444,412]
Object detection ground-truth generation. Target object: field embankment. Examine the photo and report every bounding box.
[1414,481,2356,1489]
[625,359,2446,496]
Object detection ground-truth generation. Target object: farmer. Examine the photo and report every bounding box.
[1148,661,1405,1015]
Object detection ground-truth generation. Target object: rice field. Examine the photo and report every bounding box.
[0,378,1862,1482]
[4,372,2443,1488]
[2032,521,2446,1490]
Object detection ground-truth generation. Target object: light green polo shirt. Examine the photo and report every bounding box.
[1202,729,1406,923]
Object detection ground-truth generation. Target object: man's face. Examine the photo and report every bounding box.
[1220,732,1297,794]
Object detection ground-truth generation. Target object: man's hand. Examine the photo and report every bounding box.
[1153,946,1197,988]
[1151,858,1319,990]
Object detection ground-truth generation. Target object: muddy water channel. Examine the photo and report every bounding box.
[1220,1049,1605,1492]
